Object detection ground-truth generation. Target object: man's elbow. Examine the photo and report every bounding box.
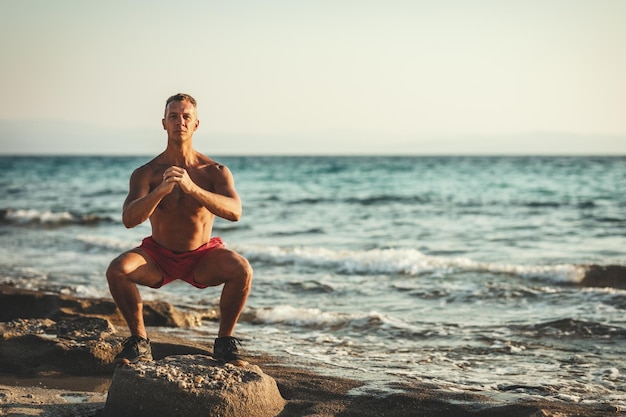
[226,207,242,222]
[122,214,139,229]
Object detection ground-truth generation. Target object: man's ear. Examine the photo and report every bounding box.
[162,119,167,130]
[194,119,200,131]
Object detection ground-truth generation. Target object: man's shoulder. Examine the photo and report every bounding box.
[195,154,230,175]
[140,154,173,172]
[133,162,155,175]
[131,158,162,179]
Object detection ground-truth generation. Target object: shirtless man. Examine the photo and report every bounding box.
[106,93,252,366]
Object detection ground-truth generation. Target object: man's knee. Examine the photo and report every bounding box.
[240,254,253,274]
[228,253,253,288]
[106,255,125,282]
[240,256,253,285]
[106,253,137,282]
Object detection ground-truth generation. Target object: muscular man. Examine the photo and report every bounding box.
[106,93,252,366]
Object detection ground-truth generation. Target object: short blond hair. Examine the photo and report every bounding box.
[164,93,197,116]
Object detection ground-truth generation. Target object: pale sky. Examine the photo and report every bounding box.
[0,0,625,155]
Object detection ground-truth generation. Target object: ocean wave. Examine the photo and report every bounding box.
[249,305,431,337]
[281,195,431,206]
[0,208,114,227]
[269,194,608,212]
[270,227,326,237]
[75,235,138,251]
[252,305,348,328]
[241,245,585,284]
[521,318,626,339]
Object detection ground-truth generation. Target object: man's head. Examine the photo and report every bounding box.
[162,93,199,141]
[164,93,197,117]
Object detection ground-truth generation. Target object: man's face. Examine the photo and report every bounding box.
[162,100,199,140]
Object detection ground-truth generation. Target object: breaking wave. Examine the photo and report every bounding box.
[241,244,586,284]
[0,208,114,227]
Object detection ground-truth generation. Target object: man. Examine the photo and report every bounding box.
[106,93,252,366]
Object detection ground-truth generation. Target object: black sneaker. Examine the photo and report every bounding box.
[213,336,248,366]
[114,336,153,365]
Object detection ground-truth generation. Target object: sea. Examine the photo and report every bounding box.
[0,155,625,406]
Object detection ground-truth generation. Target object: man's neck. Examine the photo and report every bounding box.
[163,140,197,167]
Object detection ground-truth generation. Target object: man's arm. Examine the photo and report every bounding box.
[165,165,242,222]
[122,166,175,228]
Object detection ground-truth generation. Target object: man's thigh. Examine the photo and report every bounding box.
[114,249,163,287]
[192,248,248,287]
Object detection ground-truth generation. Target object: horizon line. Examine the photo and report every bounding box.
[1,152,624,158]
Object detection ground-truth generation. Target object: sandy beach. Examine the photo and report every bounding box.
[0,284,622,417]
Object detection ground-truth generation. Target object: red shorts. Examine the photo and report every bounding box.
[138,236,225,289]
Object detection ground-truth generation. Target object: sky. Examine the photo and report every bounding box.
[0,0,625,155]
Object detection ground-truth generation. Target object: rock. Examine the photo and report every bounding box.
[0,317,216,377]
[0,318,56,339]
[103,355,285,417]
[0,317,119,376]
[141,300,207,328]
[0,284,217,328]
[0,317,217,378]
[580,264,626,289]
[56,316,116,341]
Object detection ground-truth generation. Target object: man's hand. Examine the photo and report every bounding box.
[162,166,196,194]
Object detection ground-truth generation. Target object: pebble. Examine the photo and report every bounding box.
[130,355,248,391]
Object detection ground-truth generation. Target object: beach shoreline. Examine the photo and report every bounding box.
[0,284,623,417]
[2,156,626,415]
[1,362,622,417]
[2,355,622,417]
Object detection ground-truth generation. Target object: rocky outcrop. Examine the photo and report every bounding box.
[581,264,626,289]
[0,312,286,417]
[0,317,214,377]
[0,285,621,417]
[0,317,119,376]
[0,284,217,327]
[103,355,285,417]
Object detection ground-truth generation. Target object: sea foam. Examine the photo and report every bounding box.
[241,245,586,284]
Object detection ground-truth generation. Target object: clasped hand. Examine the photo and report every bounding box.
[161,166,195,193]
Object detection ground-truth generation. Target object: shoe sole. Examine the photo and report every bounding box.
[113,356,153,366]
[212,354,249,367]
[225,359,249,367]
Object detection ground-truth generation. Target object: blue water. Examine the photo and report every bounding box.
[1,155,625,405]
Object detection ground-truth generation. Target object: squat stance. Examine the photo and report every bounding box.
[106,93,252,366]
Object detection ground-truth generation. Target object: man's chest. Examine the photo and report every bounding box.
[157,188,202,212]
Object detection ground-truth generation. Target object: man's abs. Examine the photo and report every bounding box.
[150,212,215,252]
